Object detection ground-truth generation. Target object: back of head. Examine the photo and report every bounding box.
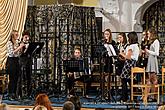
[33,105,47,110]
[127,31,138,44]
[0,103,10,110]
[63,101,75,110]
[67,96,81,110]
[35,93,52,110]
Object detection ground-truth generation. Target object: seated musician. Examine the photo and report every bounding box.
[67,48,91,96]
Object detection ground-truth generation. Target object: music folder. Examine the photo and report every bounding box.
[21,42,44,57]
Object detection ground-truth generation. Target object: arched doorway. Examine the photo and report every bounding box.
[142,0,165,65]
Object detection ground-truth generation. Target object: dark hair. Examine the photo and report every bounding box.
[127,31,138,44]
[118,32,127,45]
[22,30,30,36]
[103,29,112,43]
[67,96,81,110]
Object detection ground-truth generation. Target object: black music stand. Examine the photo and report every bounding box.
[63,59,85,96]
[63,60,84,73]
[21,42,44,58]
[92,43,117,102]
[92,44,107,58]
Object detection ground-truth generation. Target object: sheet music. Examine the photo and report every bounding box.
[104,44,117,57]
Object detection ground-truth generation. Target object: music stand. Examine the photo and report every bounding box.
[63,59,85,96]
[21,42,44,57]
[63,60,84,72]
[92,44,107,58]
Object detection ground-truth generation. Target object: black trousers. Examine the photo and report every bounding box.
[6,57,20,96]
[121,78,131,102]
[67,74,92,95]
[17,57,32,97]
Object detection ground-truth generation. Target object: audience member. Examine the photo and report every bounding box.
[67,96,81,110]
[0,103,10,110]
[33,105,47,110]
[63,101,75,110]
[33,93,53,110]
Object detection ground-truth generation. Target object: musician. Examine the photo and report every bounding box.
[67,48,91,96]
[102,29,118,73]
[138,30,150,68]
[6,30,25,100]
[116,32,128,75]
[145,28,160,102]
[17,31,32,98]
[120,32,140,102]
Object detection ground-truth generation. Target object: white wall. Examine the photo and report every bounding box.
[95,0,150,32]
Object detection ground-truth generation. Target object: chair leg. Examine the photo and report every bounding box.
[162,85,164,102]
[158,86,160,104]
[143,85,148,105]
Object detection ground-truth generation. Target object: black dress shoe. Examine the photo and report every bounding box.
[8,96,15,101]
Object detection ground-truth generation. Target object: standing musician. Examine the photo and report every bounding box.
[116,32,128,75]
[138,30,150,68]
[17,31,32,98]
[100,29,118,100]
[145,27,160,102]
[120,32,140,102]
[6,30,25,100]
[102,29,118,74]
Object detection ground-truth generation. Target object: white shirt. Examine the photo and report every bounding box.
[125,43,139,61]
[146,39,159,56]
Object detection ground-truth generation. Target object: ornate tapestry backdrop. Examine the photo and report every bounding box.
[0,0,28,69]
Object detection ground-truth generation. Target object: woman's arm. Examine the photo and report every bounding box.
[7,41,25,56]
[145,39,159,56]
[119,49,132,60]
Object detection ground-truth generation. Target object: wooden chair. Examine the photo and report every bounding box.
[0,64,8,93]
[162,66,165,102]
[74,80,86,96]
[0,75,8,93]
[131,67,146,102]
[131,67,160,104]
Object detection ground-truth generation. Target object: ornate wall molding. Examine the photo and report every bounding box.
[134,0,159,32]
